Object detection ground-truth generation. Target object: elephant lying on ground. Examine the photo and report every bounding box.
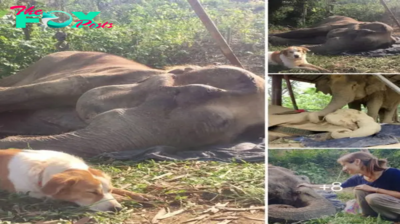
[268,165,336,223]
[324,109,381,139]
[0,51,265,157]
[308,75,400,124]
[269,105,381,139]
[269,16,397,55]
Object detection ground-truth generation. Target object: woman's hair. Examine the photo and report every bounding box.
[337,152,388,176]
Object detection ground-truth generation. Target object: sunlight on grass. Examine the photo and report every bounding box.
[0,160,265,223]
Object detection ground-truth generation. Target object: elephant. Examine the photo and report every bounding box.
[0,51,265,157]
[268,165,336,223]
[269,105,381,139]
[308,75,400,124]
[324,109,381,139]
[269,16,397,55]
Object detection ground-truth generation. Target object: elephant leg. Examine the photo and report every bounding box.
[269,36,326,46]
[382,107,397,124]
[271,26,330,39]
[308,36,351,55]
[0,72,155,112]
[0,77,91,112]
[0,108,86,136]
[394,108,399,123]
[366,96,383,122]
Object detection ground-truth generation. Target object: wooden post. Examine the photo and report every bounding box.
[271,75,282,106]
[284,75,298,110]
[187,0,244,68]
[379,0,400,29]
[374,74,400,95]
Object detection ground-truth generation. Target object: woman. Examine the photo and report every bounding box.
[299,151,400,221]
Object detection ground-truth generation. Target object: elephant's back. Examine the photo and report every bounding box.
[313,16,360,27]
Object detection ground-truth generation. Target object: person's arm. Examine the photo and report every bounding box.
[297,183,331,189]
[297,175,361,189]
[354,185,400,199]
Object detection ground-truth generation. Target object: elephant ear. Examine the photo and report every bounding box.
[315,77,331,94]
[365,76,386,95]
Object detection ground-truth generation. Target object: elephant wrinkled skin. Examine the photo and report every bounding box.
[269,16,397,55]
[324,109,381,139]
[269,105,381,139]
[268,165,336,223]
[0,51,265,157]
[308,75,400,124]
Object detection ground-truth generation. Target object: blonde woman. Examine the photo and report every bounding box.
[299,151,400,221]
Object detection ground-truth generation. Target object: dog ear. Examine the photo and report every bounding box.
[282,49,289,56]
[89,168,111,181]
[301,47,311,53]
[41,174,79,196]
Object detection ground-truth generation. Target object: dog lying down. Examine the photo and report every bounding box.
[268,46,330,72]
[0,149,157,212]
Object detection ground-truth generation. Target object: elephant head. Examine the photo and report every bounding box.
[268,165,336,223]
[308,75,386,123]
[0,65,265,157]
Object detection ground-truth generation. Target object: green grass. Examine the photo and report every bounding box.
[270,191,393,224]
[300,212,392,224]
[0,160,265,224]
[268,45,400,74]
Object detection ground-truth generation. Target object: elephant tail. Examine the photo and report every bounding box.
[268,199,336,223]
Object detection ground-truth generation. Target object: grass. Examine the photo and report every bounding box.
[300,212,392,224]
[0,160,265,224]
[270,191,393,224]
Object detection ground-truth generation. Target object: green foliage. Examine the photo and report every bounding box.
[333,0,386,22]
[282,87,336,111]
[0,0,264,76]
[301,211,391,224]
[0,18,55,76]
[268,0,331,27]
[269,0,400,27]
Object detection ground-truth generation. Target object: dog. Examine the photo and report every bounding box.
[268,46,330,72]
[0,148,122,212]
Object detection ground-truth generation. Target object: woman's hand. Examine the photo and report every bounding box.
[354,184,378,192]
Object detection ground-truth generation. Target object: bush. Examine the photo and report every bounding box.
[0,0,264,77]
[268,0,400,27]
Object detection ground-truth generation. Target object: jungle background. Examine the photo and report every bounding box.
[0,0,265,78]
[269,0,400,31]
[0,1,265,223]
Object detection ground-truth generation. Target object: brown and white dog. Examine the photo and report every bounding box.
[268,46,330,72]
[0,149,122,212]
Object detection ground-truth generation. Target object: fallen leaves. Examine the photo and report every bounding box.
[146,202,265,224]
[152,207,187,223]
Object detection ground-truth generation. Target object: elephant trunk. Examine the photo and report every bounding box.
[309,95,352,123]
[0,130,134,158]
[268,198,336,223]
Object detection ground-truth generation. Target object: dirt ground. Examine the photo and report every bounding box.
[125,207,265,224]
